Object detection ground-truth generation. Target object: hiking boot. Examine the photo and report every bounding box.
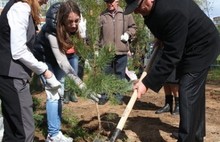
[45,131,73,142]
[69,93,78,102]
[63,90,71,104]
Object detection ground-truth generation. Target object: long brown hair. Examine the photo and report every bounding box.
[22,0,41,25]
[56,0,81,52]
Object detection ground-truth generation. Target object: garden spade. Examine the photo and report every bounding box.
[108,44,159,142]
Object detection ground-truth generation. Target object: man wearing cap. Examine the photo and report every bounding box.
[124,0,220,141]
[97,0,137,104]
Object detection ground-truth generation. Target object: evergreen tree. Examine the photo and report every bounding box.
[64,0,153,132]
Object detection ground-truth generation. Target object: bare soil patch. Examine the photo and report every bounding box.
[34,82,220,142]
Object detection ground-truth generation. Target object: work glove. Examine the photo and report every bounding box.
[80,87,102,103]
[78,82,87,90]
[84,59,92,70]
[45,88,61,101]
[94,50,99,57]
[89,92,102,103]
[120,32,129,43]
[78,82,108,104]
[125,67,138,81]
[45,74,61,90]
[78,14,87,39]
[87,91,109,105]
[44,74,62,100]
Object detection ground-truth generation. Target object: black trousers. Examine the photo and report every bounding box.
[178,68,209,142]
[105,55,128,79]
[0,76,34,142]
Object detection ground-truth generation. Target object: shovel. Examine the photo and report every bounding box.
[94,44,160,142]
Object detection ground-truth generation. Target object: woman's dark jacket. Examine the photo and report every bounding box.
[33,2,61,66]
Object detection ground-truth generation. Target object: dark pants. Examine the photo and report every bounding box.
[105,55,128,79]
[178,68,209,142]
[0,76,34,142]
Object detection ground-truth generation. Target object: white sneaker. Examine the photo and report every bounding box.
[45,131,73,142]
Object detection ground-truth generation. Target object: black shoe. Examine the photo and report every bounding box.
[155,104,171,114]
[172,105,179,115]
[171,132,178,139]
[172,97,179,115]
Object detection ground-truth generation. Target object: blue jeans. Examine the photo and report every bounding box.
[42,63,65,137]
[67,53,79,74]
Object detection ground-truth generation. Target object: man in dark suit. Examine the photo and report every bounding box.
[124,0,220,141]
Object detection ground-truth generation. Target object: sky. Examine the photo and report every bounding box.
[208,0,220,18]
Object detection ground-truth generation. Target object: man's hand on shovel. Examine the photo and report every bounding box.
[133,79,148,99]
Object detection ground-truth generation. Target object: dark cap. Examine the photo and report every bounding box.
[104,0,115,3]
[124,0,142,15]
